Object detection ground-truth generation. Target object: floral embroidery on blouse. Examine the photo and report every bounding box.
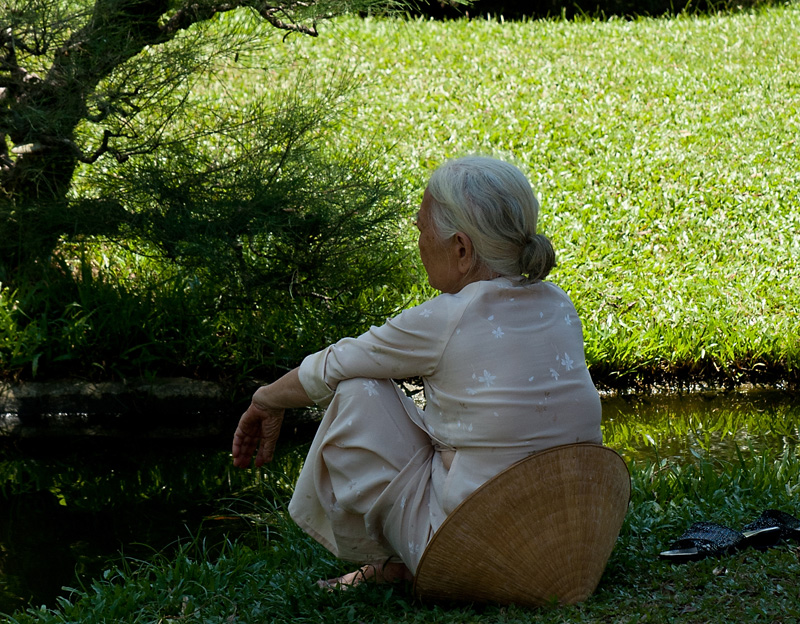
[467,369,498,395]
[478,370,496,387]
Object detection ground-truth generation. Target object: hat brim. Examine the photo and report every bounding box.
[413,443,630,607]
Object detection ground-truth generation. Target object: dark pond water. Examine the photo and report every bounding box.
[1,389,798,616]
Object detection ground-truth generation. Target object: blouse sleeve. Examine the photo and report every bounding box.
[298,291,470,405]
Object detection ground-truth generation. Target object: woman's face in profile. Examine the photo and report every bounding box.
[416,189,462,293]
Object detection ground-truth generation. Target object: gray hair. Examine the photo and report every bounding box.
[426,156,556,283]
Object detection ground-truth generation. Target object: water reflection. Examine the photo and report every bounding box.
[0,438,307,616]
[603,389,800,462]
[1,389,798,615]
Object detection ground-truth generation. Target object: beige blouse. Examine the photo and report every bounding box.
[297,277,602,540]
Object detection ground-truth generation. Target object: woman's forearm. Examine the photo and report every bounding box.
[252,367,313,410]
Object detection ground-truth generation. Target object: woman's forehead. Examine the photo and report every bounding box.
[416,198,432,228]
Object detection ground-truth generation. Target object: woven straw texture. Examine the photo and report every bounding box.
[413,443,630,607]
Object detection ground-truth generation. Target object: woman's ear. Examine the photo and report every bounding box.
[452,231,474,274]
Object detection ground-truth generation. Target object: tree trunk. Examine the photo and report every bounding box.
[0,0,173,269]
[0,0,375,276]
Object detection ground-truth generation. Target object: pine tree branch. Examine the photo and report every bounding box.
[161,1,321,40]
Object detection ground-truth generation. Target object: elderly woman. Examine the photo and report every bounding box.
[232,156,602,587]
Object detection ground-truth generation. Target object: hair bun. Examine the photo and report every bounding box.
[519,234,556,283]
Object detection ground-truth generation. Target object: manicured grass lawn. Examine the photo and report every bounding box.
[258,4,800,389]
[3,4,797,388]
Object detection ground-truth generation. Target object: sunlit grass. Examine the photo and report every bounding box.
[248,5,800,389]
[3,6,799,387]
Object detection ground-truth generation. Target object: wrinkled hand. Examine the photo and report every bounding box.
[232,402,285,468]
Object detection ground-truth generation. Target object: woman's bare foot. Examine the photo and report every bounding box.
[317,561,413,590]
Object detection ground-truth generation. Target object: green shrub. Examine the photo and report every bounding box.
[0,66,422,382]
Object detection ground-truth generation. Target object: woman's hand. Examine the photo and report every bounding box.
[231,368,312,468]
[232,401,285,468]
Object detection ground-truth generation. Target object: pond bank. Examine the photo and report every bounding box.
[0,377,329,441]
[1,377,796,441]
[0,377,236,440]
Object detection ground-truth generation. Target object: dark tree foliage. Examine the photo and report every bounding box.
[1,0,405,268]
[0,0,419,381]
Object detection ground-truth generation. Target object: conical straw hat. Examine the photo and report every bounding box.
[413,443,630,607]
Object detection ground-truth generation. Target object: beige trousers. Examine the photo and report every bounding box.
[288,378,441,573]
